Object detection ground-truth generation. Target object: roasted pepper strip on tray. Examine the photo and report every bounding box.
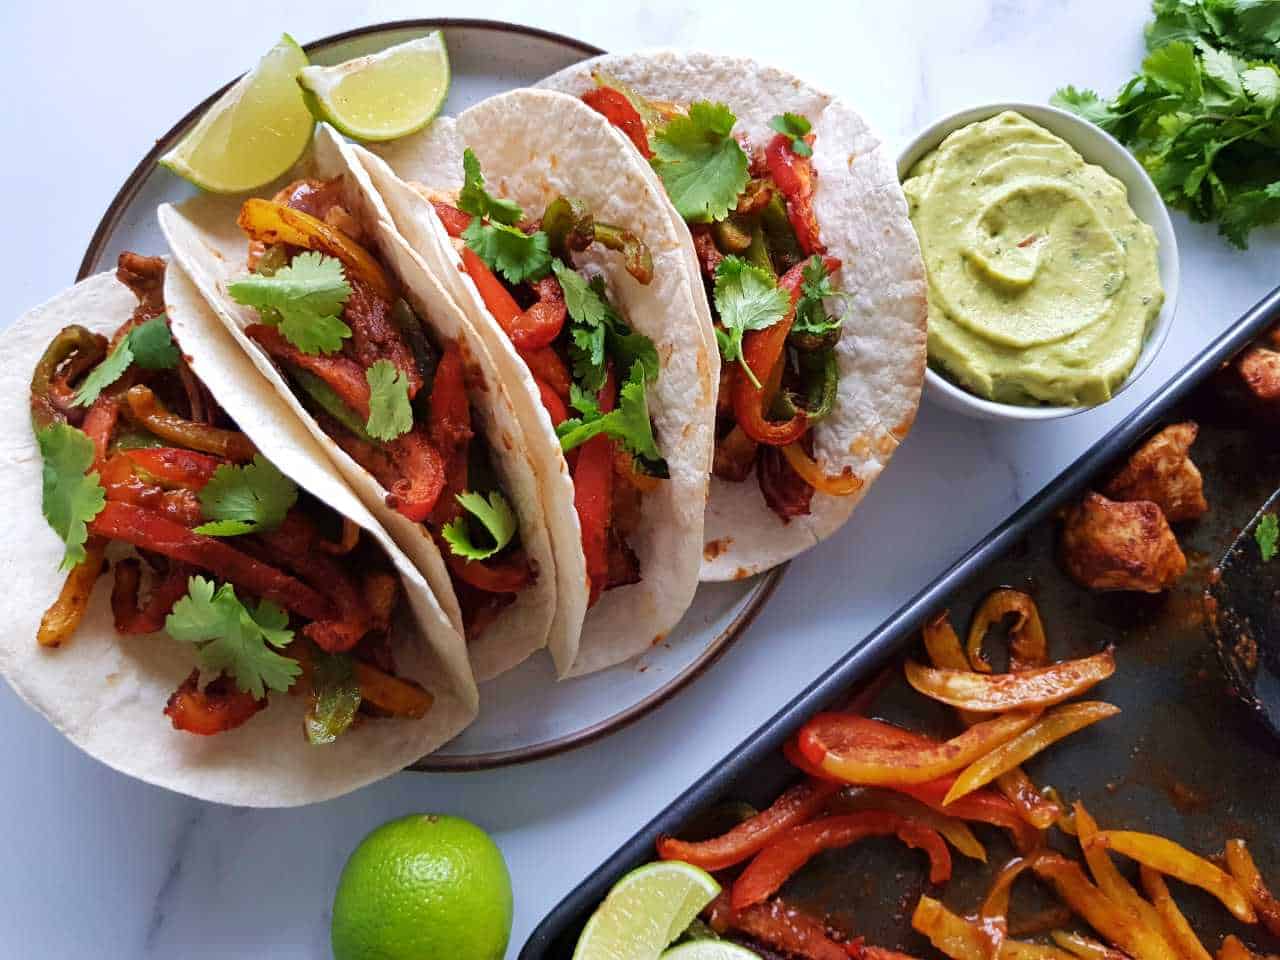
[904,649,1116,712]
[1225,839,1280,937]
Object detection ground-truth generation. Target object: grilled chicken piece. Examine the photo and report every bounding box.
[1237,343,1280,403]
[1103,421,1208,522]
[1061,492,1187,593]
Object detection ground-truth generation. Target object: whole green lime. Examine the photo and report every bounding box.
[331,814,513,960]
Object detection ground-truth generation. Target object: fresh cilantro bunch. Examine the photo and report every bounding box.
[229,252,353,354]
[441,490,518,561]
[652,101,750,223]
[37,423,106,570]
[165,576,299,699]
[74,315,179,406]
[194,455,298,537]
[458,148,552,284]
[554,261,658,393]
[1053,0,1280,248]
[712,256,791,387]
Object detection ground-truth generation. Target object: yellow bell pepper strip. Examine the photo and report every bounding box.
[36,537,107,648]
[904,649,1116,713]
[1032,854,1181,960]
[237,198,394,301]
[1049,930,1132,960]
[967,589,1049,673]
[779,440,863,496]
[796,711,1040,786]
[912,895,1077,960]
[944,703,1121,804]
[1225,839,1280,937]
[1140,867,1214,960]
[1074,803,1179,960]
[1084,832,1257,924]
[827,786,987,862]
[978,856,1044,960]
[1217,936,1264,960]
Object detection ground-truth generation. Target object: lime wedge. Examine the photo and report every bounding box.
[160,34,313,194]
[662,943,761,960]
[573,861,721,960]
[297,32,450,142]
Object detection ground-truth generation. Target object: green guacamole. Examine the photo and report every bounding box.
[903,111,1163,407]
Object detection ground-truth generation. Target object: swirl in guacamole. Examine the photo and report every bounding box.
[903,111,1163,407]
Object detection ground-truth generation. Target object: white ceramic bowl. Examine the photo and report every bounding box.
[897,102,1180,422]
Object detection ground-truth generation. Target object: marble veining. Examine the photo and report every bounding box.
[1,1,1276,957]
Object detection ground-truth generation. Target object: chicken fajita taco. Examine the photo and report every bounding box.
[0,254,477,806]
[364,88,715,676]
[541,52,928,580]
[158,126,562,681]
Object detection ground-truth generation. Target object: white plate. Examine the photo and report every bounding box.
[78,19,781,770]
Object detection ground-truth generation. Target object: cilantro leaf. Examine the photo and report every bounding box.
[458,147,525,226]
[228,251,353,355]
[651,101,750,223]
[37,424,106,571]
[462,218,552,284]
[555,262,659,392]
[1055,4,1280,248]
[568,382,599,417]
[769,113,813,157]
[556,362,664,464]
[712,255,791,387]
[305,650,361,745]
[165,576,299,699]
[73,315,178,407]
[194,455,298,537]
[1258,512,1279,563]
[440,490,518,561]
[364,360,414,442]
[793,256,850,338]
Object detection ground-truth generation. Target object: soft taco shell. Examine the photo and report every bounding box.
[541,52,928,580]
[0,265,478,806]
[158,125,561,682]
[368,88,715,676]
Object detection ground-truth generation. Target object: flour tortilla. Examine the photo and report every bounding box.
[0,265,478,806]
[158,125,560,682]
[541,52,928,580]
[367,89,716,676]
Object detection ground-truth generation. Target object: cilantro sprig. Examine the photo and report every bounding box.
[458,147,552,284]
[712,256,791,388]
[165,576,299,699]
[554,261,659,393]
[228,252,353,354]
[1257,512,1278,563]
[651,101,750,223]
[37,423,106,570]
[556,362,665,467]
[441,490,518,561]
[769,113,813,157]
[73,315,178,406]
[364,360,414,442]
[1052,1,1280,248]
[792,256,850,339]
[194,455,298,537]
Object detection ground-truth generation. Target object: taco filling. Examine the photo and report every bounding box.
[582,76,863,520]
[227,177,533,637]
[421,150,666,606]
[32,254,433,740]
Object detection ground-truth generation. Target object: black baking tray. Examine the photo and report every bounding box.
[522,283,1280,960]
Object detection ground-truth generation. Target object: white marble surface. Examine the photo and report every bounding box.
[2,1,1276,957]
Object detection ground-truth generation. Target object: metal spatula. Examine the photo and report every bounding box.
[1207,488,1280,739]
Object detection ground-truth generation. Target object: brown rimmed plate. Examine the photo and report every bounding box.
[77,18,784,770]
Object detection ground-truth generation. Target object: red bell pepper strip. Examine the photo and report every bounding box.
[581,87,653,158]
[122,447,222,489]
[100,455,206,526]
[896,777,1041,853]
[88,501,334,622]
[432,200,472,238]
[164,670,265,736]
[574,367,617,607]
[247,324,373,419]
[732,257,840,446]
[732,812,951,911]
[446,548,534,594]
[656,778,841,872]
[427,341,473,460]
[384,428,449,524]
[521,347,573,402]
[110,558,195,635]
[707,891,857,960]
[81,394,120,468]
[535,379,568,426]
[460,247,565,351]
[765,132,826,256]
